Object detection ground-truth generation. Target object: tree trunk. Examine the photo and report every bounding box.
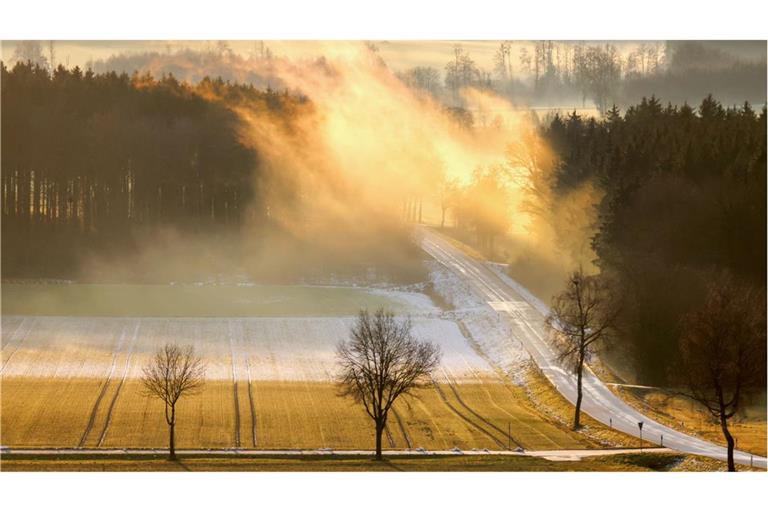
[418,198,423,224]
[720,413,736,472]
[169,421,176,460]
[573,356,584,430]
[168,403,177,461]
[375,420,384,461]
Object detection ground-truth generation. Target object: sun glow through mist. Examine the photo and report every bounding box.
[217,44,539,241]
[75,41,601,283]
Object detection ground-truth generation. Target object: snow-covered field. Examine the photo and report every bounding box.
[1,315,495,382]
[1,264,531,384]
[426,261,531,382]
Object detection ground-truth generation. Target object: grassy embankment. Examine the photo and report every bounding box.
[0,452,734,472]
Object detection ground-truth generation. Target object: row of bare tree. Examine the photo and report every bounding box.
[142,309,439,461]
[144,270,761,472]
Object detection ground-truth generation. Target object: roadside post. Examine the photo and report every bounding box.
[660,434,663,447]
[638,421,644,452]
[609,417,612,428]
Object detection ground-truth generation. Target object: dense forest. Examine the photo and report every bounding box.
[0,61,307,277]
[542,97,766,383]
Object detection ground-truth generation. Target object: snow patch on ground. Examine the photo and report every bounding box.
[426,261,531,383]
[426,261,486,311]
[455,312,530,384]
[1,315,493,382]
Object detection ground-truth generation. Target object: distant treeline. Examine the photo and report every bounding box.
[400,41,767,114]
[543,96,767,383]
[11,40,767,117]
[1,62,302,277]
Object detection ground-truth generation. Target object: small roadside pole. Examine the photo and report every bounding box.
[660,434,664,448]
[638,421,644,452]
[750,455,753,468]
[609,417,612,429]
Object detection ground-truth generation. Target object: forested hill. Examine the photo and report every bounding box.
[542,97,767,383]
[1,62,303,278]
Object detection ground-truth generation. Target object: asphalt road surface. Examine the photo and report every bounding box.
[420,227,766,469]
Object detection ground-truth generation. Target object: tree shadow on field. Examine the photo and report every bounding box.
[377,458,404,472]
[172,458,191,471]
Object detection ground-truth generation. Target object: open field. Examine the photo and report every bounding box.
[5,264,761,466]
[0,451,754,472]
[1,279,567,452]
[1,283,435,317]
[1,377,588,450]
[1,315,498,381]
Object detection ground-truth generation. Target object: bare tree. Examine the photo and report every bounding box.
[677,276,766,471]
[437,177,460,228]
[336,309,440,460]
[141,343,206,460]
[547,268,620,429]
[47,41,56,72]
[12,41,48,68]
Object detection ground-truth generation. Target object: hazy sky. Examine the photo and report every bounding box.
[0,40,517,71]
[2,40,764,73]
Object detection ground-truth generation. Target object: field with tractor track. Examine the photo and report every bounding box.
[0,269,592,452]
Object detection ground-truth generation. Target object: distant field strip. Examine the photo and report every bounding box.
[1,283,436,317]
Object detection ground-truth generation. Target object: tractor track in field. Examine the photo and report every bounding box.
[245,358,257,447]
[79,325,133,447]
[392,409,412,449]
[436,331,526,449]
[228,321,241,448]
[0,317,35,375]
[384,425,396,448]
[97,321,140,447]
[442,374,523,450]
[430,378,506,450]
[455,319,565,448]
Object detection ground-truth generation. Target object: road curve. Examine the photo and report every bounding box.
[419,227,767,469]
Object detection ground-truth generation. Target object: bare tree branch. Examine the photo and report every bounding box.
[336,308,440,460]
[546,268,620,429]
[676,274,766,471]
[140,343,206,460]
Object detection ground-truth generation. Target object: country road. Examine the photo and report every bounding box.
[419,227,767,469]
